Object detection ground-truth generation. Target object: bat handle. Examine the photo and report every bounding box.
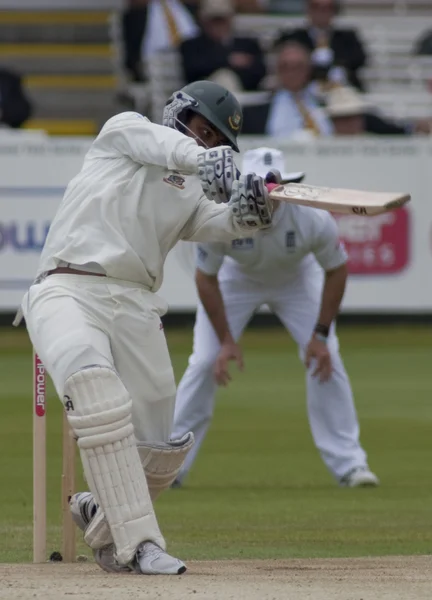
[265,182,279,193]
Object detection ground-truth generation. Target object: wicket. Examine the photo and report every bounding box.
[33,351,77,563]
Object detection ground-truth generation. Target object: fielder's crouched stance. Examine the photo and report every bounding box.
[17,81,274,574]
[172,148,379,489]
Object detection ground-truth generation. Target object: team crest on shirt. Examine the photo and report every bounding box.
[163,172,185,189]
[285,231,296,251]
[232,238,254,249]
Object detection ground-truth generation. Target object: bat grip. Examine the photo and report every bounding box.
[265,183,279,193]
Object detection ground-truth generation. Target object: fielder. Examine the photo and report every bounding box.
[17,81,275,575]
[172,147,379,489]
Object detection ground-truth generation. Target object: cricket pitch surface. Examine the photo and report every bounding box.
[1,556,431,599]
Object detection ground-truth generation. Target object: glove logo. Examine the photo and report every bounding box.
[228,112,242,131]
[163,173,186,190]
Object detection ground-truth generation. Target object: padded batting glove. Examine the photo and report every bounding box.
[228,174,273,230]
[197,147,239,204]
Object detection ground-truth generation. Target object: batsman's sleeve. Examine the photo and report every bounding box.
[311,211,348,271]
[89,112,201,174]
[180,197,250,244]
[195,243,225,276]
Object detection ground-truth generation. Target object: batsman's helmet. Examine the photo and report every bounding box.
[162,80,243,152]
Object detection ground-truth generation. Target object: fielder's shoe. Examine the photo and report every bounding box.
[340,467,380,488]
[136,541,186,575]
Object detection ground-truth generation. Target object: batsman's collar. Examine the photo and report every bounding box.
[242,147,303,182]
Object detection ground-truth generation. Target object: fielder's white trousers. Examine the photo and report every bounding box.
[22,274,176,443]
[172,267,368,481]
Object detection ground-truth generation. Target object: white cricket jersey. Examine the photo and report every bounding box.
[196,202,347,285]
[35,112,247,292]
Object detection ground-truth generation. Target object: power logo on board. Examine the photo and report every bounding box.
[0,222,50,252]
[34,355,46,417]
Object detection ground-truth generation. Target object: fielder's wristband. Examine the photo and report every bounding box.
[314,323,330,338]
[314,333,328,344]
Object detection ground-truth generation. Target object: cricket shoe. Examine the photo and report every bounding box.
[136,541,186,575]
[70,491,98,531]
[339,467,380,488]
[70,493,132,574]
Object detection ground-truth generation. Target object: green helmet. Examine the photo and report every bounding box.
[163,80,243,152]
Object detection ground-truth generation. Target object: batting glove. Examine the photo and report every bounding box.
[228,174,273,230]
[197,147,239,204]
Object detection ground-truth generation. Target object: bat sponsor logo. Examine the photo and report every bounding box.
[352,207,368,215]
[282,184,331,200]
[163,173,185,189]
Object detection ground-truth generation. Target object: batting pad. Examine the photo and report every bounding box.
[137,432,194,501]
[64,366,165,565]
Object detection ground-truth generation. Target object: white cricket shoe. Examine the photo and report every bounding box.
[136,542,187,575]
[340,467,380,488]
[70,491,97,531]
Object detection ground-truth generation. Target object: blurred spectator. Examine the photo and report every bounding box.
[180,0,266,92]
[0,68,32,129]
[265,41,333,138]
[414,30,432,55]
[325,86,432,136]
[122,0,198,82]
[275,0,367,91]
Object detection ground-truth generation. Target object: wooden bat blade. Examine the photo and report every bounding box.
[269,183,411,216]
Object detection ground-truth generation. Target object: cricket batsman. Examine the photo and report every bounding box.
[17,82,275,575]
[171,147,379,489]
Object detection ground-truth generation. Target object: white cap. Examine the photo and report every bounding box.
[325,85,370,117]
[200,0,234,19]
[241,147,304,182]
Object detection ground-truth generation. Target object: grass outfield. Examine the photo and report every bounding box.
[0,325,431,563]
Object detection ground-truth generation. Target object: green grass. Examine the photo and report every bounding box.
[0,325,431,562]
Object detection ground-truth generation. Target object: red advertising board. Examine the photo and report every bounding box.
[333,207,410,275]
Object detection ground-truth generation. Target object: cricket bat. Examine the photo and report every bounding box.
[268,183,411,216]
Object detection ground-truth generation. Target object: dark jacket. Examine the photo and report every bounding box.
[241,102,411,137]
[276,27,367,91]
[180,33,266,91]
[0,68,32,128]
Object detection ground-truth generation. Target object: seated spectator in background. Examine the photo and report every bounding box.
[414,30,432,55]
[0,67,32,128]
[325,86,432,136]
[123,0,198,81]
[265,41,333,138]
[275,0,367,91]
[180,0,266,92]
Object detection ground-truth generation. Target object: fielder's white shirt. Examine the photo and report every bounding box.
[36,112,247,292]
[196,202,347,285]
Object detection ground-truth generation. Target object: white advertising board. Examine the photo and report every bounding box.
[0,136,431,313]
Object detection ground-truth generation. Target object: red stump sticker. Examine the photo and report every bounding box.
[34,353,46,417]
[334,208,410,275]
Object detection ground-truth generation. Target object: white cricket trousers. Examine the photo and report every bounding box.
[22,274,176,443]
[172,268,368,482]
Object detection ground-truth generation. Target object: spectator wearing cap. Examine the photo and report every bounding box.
[325,86,432,136]
[179,0,266,92]
[275,0,367,91]
[266,41,333,139]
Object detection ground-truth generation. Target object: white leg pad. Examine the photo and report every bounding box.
[64,366,165,565]
[137,432,195,501]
